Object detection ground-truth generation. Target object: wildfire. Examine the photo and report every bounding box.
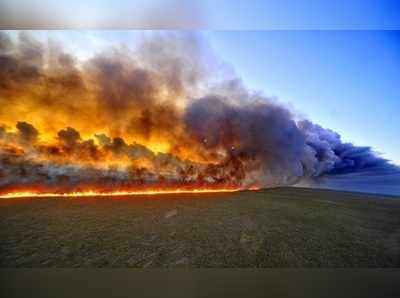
[0,32,395,197]
[6,31,377,196]
[0,187,252,199]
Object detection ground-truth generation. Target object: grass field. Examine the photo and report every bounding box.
[0,187,399,267]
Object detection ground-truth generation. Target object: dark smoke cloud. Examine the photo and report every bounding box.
[0,31,398,195]
[57,127,81,148]
[298,121,400,194]
[16,121,39,143]
[299,120,398,175]
[184,96,400,193]
[0,32,43,96]
[184,95,306,185]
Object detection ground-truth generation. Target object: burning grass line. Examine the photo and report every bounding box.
[0,188,248,199]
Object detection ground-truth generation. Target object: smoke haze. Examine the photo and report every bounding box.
[0,31,398,195]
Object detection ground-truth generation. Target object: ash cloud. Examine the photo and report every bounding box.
[183,95,400,193]
[58,127,81,148]
[0,31,398,195]
[184,95,306,185]
[16,121,39,143]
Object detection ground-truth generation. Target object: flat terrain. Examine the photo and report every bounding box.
[0,187,399,267]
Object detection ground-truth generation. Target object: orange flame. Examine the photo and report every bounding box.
[0,187,251,199]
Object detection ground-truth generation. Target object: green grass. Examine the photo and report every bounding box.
[0,187,399,267]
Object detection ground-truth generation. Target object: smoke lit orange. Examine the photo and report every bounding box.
[0,32,261,195]
[1,31,392,196]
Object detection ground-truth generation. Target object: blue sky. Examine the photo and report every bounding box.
[202,0,400,29]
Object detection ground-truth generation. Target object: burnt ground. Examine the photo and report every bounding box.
[0,187,399,267]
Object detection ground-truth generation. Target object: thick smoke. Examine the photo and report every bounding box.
[184,95,306,186]
[0,32,398,195]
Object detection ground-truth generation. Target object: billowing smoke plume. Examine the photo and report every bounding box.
[0,32,398,195]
